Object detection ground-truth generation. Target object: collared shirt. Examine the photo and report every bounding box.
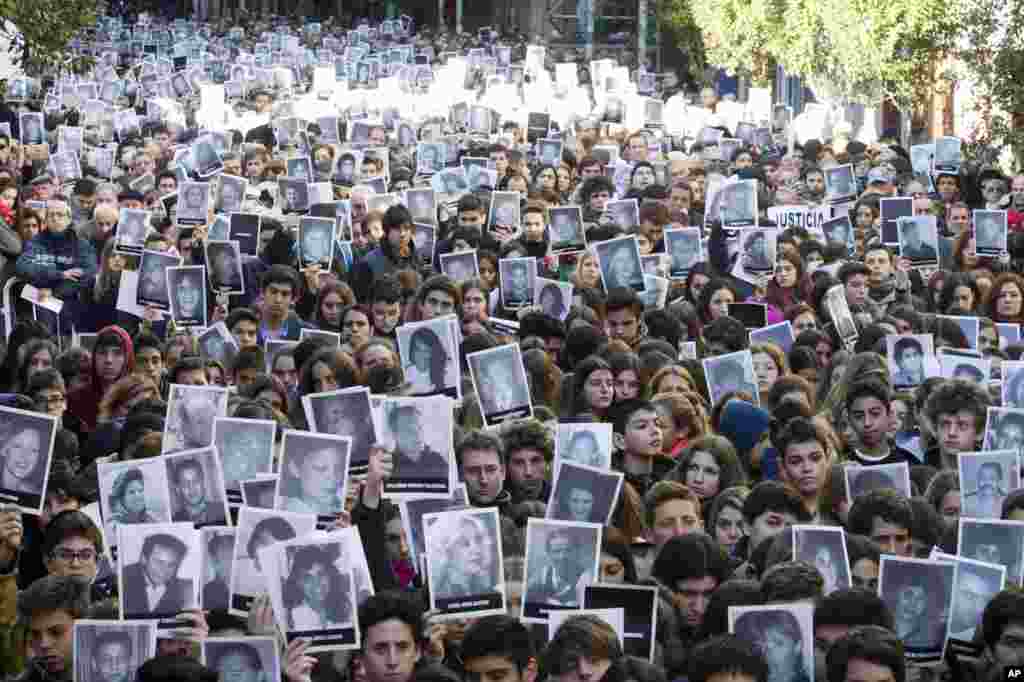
[145,572,167,610]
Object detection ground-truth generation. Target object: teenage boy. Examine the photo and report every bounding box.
[133,333,165,395]
[923,378,989,470]
[416,275,461,322]
[502,419,553,504]
[825,626,905,682]
[461,615,537,682]
[67,325,135,430]
[226,308,260,349]
[16,575,91,682]
[643,481,702,554]
[370,276,403,340]
[685,635,769,682]
[813,589,894,682]
[256,265,314,341]
[610,399,670,496]
[353,205,419,301]
[604,288,645,348]
[358,591,426,682]
[846,490,913,557]
[735,481,810,565]
[844,379,915,465]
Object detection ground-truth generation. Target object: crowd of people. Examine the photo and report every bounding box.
[0,7,1021,682]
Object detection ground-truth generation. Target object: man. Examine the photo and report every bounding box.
[812,590,893,682]
[651,533,732,678]
[836,262,871,313]
[923,378,989,470]
[503,419,552,504]
[642,481,701,554]
[352,205,419,302]
[604,288,644,348]
[721,183,754,225]
[337,153,357,184]
[22,114,44,145]
[390,404,448,480]
[738,481,810,563]
[207,641,265,681]
[844,379,916,466]
[457,431,511,511]
[670,232,699,274]
[461,615,538,682]
[217,177,243,214]
[978,591,1024,674]
[847,490,912,557]
[208,243,242,292]
[218,424,271,490]
[359,591,425,682]
[173,270,204,323]
[964,461,1009,519]
[122,533,194,616]
[950,563,1000,641]
[899,217,936,262]
[603,242,641,290]
[202,531,232,611]
[527,526,593,608]
[733,609,811,682]
[825,626,904,682]
[16,199,98,303]
[686,635,769,682]
[549,209,577,246]
[890,337,924,388]
[18,575,91,681]
[256,266,315,341]
[610,399,668,496]
[961,524,1023,585]
[89,630,135,682]
[503,261,531,307]
[170,457,225,526]
[975,212,1003,251]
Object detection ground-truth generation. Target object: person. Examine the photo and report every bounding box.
[0,420,46,498]
[825,220,851,248]
[206,641,266,682]
[17,575,92,682]
[988,409,1024,453]
[280,440,346,515]
[107,468,162,528]
[390,403,448,480]
[87,629,136,682]
[961,522,1023,585]
[122,532,194,615]
[899,218,937,262]
[686,635,769,682]
[732,609,811,682]
[21,114,44,145]
[976,213,1003,250]
[887,563,949,651]
[561,429,605,468]
[603,241,641,290]
[301,221,332,265]
[180,184,206,220]
[710,357,758,399]
[202,531,232,611]
[721,183,754,224]
[950,563,1000,641]
[551,210,577,244]
[824,626,905,682]
[430,512,500,599]
[404,326,451,395]
[174,389,218,451]
[890,337,924,387]
[358,592,424,682]
[169,457,225,526]
[978,590,1024,675]
[527,526,593,608]
[208,242,242,291]
[963,460,1009,518]
[16,199,98,304]
[554,474,601,523]
[284,544,352,630]
[475,352,525,417]
[138,255,169,305]
[461,615,538,682]
[670,232,699,274]
[217,177,242,213]
[812,590,894,682]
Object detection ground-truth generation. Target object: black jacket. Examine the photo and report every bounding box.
[121,562,193,617]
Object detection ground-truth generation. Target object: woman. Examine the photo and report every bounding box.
[652,392,708,457]
[290,348,361,430]
[607,351,641,403]
[429,512,499,599]
[533,165,558,194]
[280,444,345,515]
[403,326,451,395]
[0,421,45,497]
[561,429,606,468]
[16,338,58,394]
[630,162,657,192]
[566,356,615,420]
[571,251,602,291]
[766,251,804,311]
[313,281,355,332]
[670,435,745,509]
[937,272,980,314]
[697,278,737,325]
[649,364,695,396]
[751,343,788,402]
[107,467,161,526]
[706,487,748,558]
[85,241,132,306]
[777,417,834,521]
[985,273,1024,324]
[556,164,574,200]
[460,278,490,329]
[284,544,352,630]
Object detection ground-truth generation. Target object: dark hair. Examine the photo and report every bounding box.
[651,532,730,586]
[742,481,809,524]
[981,589,1024,650]
[760,561,824,602]
[17,575,92,623]
[208,641,262,672]
[770,416,827,459]
[461,615,535,671]
[93,629,133,659]
[141,533,188,562]
[384,204,413,232]
[686,635,768,682]
[232,347,266,375]
[826,626,905,682]
[847,490,913,537]
[815,588,894,631]
[260,264,301,295]
[42,510,104,557]
[226,307,260,331]
[283,544,352,627]
[542,614,623,676]
[609,398,659,436]
[359,590,424,649]
[844,378,891,411]
[246,517,297,559]
[137,656,219,682]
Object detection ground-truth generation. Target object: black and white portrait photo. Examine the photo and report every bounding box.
[299,329,342,347]
[983,407,1024,454]
[488,192,520,234]
[536,278,573,321]
[73,620,156,682]
[549,206,585,252]
[946,555,1006,643]
[166,266,207,327]
[165,448,229,528]
[162,384,229,455]
[177,182,210,226]
[213,417,277,505]
[595,235,645,293]
[606,199,639,231]
[216,175,246,214]
[0,405,57,514]
[523,518,600,622]
[898,215,939,267]
[205,240,245,294]
[824,164,857,203]
[749,320,796,354]
[739,228,776,275]
[878,555,954,659]
[261,538,358,647]
[425,508,505,618]
[844,462,912,502]
[547,461,623,525]
[115,208,150,254]
[19,113,44,146]
[137,249,181,311]
[118,522,200,621]
[538,139,563,167]
[941,354,991,384]
[203,637,281,681]
[278,177,310,214]
[287,157,314,183]
[718,180,757,228]
[665,228,701,279]
[703,349,759,407]
[379,396,454,497]
[407,188,437,225]
[825,283,858,345]
[467,343,534,427]
[792,525,851,595]
[959,451,1019,520]
[334,151,362,185]
[231,507,317,614]
[1002,362,1024,408]
[469,106,492,134]
[275,429,351,520]
[556,423,613,470]
[823,215,854,254]
[729,604,814,682]
[417,142,446,174]
[396,317,460,399]
[500,257,536,310]
[193,139,224,178]
[439,250,479,284]
[934,136,961,173]
[413,223,436,264]
[974,210,1008,256]
[584,584,658,661]
[958,518,1024,586]
[200,527,236,611]
[301,386,378,474]
[98,458,172,542]
[299,217,335,269]
[241,477,278,510]
[431,168,469,195]
[886,334,933,389]
[51,151,81,181]
[366,193,401,215]
[197,322,239,369]
[228,213,261,257]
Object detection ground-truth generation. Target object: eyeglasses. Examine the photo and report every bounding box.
[52,547,96,562]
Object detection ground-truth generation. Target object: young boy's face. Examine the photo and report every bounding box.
[459,209,485,229]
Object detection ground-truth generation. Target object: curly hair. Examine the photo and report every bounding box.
[97,375,159,423]
[283,544,352,628]
[922,378,990,440]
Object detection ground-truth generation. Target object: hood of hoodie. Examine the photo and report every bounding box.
[91,325,135,389]
[718,399,771,461]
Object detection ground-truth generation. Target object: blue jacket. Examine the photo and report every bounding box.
[15,228,97,301]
